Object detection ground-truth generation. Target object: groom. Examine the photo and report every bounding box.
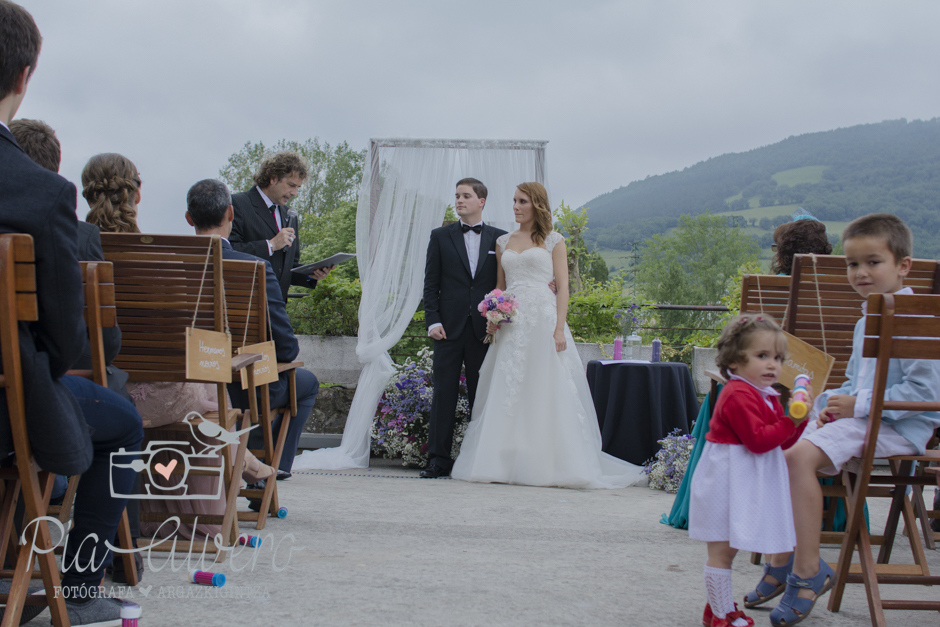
[421,178,507,478]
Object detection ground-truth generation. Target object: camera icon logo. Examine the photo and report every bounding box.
[110,412,256,500]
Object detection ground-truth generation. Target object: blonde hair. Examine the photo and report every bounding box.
[82,153,141,233]
[516,182,553,246]
[715,314,787,379]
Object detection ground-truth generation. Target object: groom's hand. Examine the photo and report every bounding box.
[429,326,446,341]
[548,279,557,295]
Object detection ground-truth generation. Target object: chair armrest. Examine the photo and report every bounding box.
[232,353,263,372]
[705,369,727,385]
[65,369,94,380]
[277,361,303,373]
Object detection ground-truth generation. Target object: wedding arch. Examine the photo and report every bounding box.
[292,138,548,470]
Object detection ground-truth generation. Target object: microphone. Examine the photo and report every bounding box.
[284,208,298,250]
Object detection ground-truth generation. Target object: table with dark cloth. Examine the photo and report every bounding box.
[586,360,699,466]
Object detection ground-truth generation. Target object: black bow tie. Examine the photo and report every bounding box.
[461,223,483,234]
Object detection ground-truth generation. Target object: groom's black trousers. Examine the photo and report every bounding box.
[428,317,489,470]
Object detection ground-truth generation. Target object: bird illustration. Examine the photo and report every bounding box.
[182,412,256,454]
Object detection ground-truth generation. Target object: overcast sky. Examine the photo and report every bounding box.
[15,0,940,235]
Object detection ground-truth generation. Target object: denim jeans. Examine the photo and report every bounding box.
[59,376,143,594]
[230,367,318,472]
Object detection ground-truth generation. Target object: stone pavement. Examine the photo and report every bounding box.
[23,459,939,626]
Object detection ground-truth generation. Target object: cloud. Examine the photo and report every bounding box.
[15,0,940,234]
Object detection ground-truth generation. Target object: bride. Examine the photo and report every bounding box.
[451,182,646,489]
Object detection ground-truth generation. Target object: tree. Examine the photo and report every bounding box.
[634,213,760,342]
[553,201,589,293]
[219,138,366,250]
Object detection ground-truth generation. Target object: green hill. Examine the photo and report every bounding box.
[583,118,940,259]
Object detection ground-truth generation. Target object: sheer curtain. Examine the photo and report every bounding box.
[292,138,547,470]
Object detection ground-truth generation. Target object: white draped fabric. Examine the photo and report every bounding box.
[292,138,548,470]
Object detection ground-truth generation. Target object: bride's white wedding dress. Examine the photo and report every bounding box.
[451,232,646,489]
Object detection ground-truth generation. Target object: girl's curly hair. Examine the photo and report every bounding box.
[715,314,787,379]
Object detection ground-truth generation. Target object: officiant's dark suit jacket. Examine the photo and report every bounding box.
[0,124,92,473]
[424,221,507,340]
[229,186,316,303]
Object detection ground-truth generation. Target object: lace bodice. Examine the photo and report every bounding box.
[497,231,563,290]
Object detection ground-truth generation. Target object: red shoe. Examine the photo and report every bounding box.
[702,604,713,626]
[704,603,754,627]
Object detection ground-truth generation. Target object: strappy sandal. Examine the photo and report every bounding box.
[769,559,836,626]
[703,603,754,627]
[743,554,793,608]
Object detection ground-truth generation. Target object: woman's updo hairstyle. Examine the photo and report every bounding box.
[715,314,787,379]
[516,182,554,247]
[82,153,141,234]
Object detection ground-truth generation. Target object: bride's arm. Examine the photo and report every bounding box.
[496,245,506,291]
[551,239,569,352]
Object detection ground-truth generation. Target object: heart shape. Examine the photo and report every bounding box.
[154,459,178,481]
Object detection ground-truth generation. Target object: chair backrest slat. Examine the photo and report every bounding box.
[100,233,226,384]
[740,274,791,325]
[223,259,269,351]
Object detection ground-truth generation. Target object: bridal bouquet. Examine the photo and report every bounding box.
[478,289,519,344]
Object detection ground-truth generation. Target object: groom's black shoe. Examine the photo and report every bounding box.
[419,464,450,479]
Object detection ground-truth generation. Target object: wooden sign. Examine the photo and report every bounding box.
[185,328,232,383]
[237,341,279,389]
[779,331,834,397]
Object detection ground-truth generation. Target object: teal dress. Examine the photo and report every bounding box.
[661,385,720,529]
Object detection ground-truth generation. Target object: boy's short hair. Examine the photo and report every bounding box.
[842,213,912,262]
[456,177,487,200]
[715,314,787,379]
[9,118,59,172]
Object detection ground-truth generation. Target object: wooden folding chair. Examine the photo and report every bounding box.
[827,292,940,625]
[100,234,260,561]
[0,234,69,627]
[223,259,303,528]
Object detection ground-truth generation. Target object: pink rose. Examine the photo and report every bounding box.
[497,302,512,313]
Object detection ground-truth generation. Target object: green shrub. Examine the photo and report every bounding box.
[287,275,361,336]
[566,277,625,343]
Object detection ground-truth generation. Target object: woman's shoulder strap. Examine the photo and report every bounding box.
[496,233,510,251]
[545,231,564,253]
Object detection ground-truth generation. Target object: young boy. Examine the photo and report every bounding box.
[763,213,940,625]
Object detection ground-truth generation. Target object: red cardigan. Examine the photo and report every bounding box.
[706,380,806,455]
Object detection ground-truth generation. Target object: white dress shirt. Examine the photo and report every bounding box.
[461,219,483,279]
[427,220,485,336]
[257,186,282,255]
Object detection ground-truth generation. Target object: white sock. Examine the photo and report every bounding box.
[704,564,748,626]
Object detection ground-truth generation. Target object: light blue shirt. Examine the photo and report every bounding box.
[813,286,940,454]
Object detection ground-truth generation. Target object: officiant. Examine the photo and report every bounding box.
[230,150,334,302]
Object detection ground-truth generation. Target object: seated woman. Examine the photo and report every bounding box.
[81,153,274,540]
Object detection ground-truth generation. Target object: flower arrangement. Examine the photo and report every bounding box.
[371,347,470,467]
[643,428,695,493]
[478,289,519,343]
[615,303,652,337]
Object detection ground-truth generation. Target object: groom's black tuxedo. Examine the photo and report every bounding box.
[230,186,316,303]
[423,220,506,471]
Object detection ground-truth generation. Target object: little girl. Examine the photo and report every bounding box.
[689,315,809,627]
